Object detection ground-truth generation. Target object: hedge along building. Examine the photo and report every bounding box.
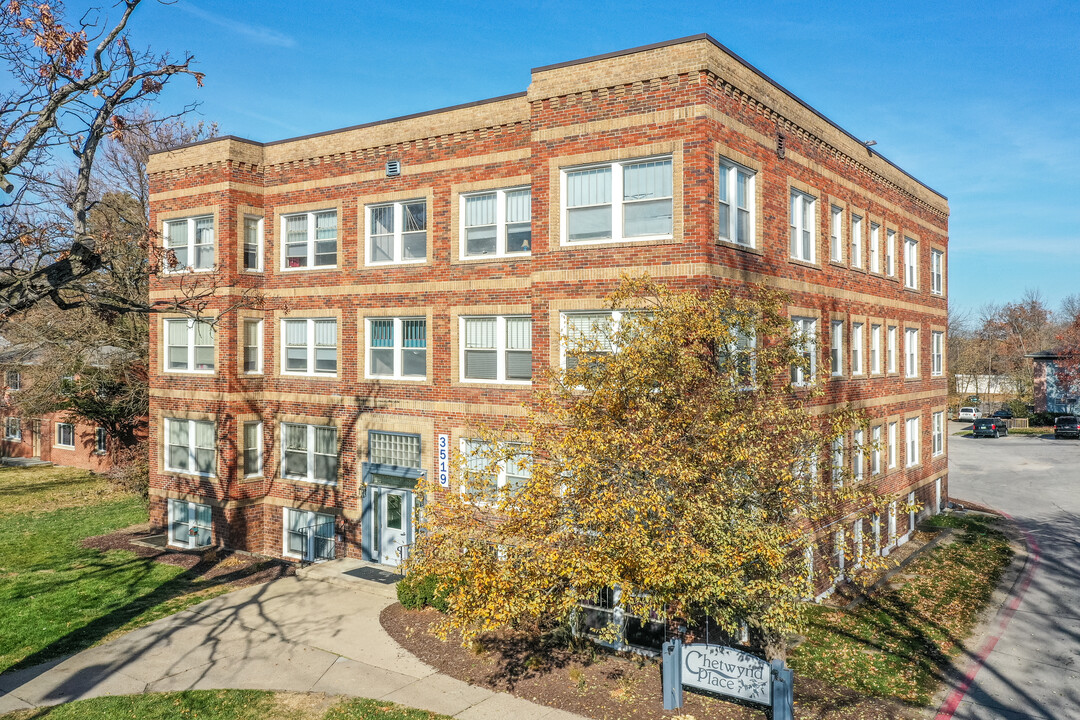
[146,34,949,585]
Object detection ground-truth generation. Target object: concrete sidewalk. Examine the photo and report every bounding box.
[0,575,583,719]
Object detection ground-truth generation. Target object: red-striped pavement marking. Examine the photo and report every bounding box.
[934,511,1041,720]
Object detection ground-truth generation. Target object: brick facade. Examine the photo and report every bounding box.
[146,35,949,587]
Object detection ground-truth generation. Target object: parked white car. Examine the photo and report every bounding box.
[958,407,981,422]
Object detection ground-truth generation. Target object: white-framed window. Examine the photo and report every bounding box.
[283,507,335,561]
[904,236,919,289]
[791,317,817,385]
[869,222,881,273]
[94,427,107,454]
[243,421,262,477]
[281,318,337,376]
[871,425,882,475]
[5,370,20,390]
[164,318,215,373]
[830,320,844,377]
[829,205,843,262]
[367,317,427,380]
[718,158,755,247]
[368,199,427,264]
[906,416,920,467]
[852,322,864,375]
[888,501,898,545]
[887,421,898,469]
[164,215,214,272]
[850,214,863,268]
[789,189,816,262]
[168,499,212,548]
[887,325,898,373]
[870,324,882,374]
[835,528,846,576]
[932,411,944,456]
[282,423,338,484]
[931,249,944,295]
[931,331,944,376]
[282,209,337,269]
[722,327,757,386]
[905,328,920,378]
[853,518,864,567]
[908,491,916,536]
[462,315,532,383]
[831,436,844,487]
[4,417,20,441]
[872,513,882,555]
[461,438,530,497]
[853,429,865,481]
[243,216,263,272]
[55,422,75,449]
[164,417,215,476]
[562,156,673,244]
[461,187,531,257]
[886,229,897,277]
[242,319,262,375]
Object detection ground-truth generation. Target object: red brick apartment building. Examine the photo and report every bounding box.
[146,35,949,585]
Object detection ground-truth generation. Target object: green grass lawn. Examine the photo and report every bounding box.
[789,514,1013,705]
[0,690,453,720]
[0,467,238,675]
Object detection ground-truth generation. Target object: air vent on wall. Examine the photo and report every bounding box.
[385,160,401,177]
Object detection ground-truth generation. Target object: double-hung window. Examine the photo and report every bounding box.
[164,418,215,476]
[931,249,944,295]
[165,318,215,373]
[871,426,882,475]
[562,312,616,370]
[831,436,844,487]
[870,222,881,273]
[718,158,754,247]
[242,319,262,374]
[282,423,338,484]
[284,507,335,561]
[886,229,897,277]
[830,321,844,377]
[282,318,337,376]
[563,156,673,243]
[461,438,530,498]
[852,322,864,375]
[791,317,816,385]
[462,316,532,383]
[887,421,898,469]
[789,190,816,262]
[368,200,427,264]
[282,210,337,269]
[168,499,212,548]
[932,412,945,456]
[722,327,757,385]
[243,216,263,271]
[462,187,531,257]
[4,417,20,441]
[94,427,107,454]
[905,328,919,378]
[931,331,944,376]
[243,421,262,477]
[368,317,427,380]
[6,370,20,390]
[905,417,920,467]
[870,324,882,374]
[853,429,865,481]
[164,215,214,272]
[887,325,898,373]
[829,205,843,262]
[904,237,919,289]
[850,214,863,268]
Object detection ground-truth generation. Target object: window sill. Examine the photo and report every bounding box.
[279,372,340,381]
[53,445,76,451]
[164,370,217,375]
[280,265,339,273]
[364,259,428,268]
[559,235,678,250]
[716,239,763,255]
[787,257,821,270]
[364,375,427,383]
[282,476,338,487]
[163,268,215,276]
[455,253,532,264]
[164,469,217,480]
[456,379,532,388]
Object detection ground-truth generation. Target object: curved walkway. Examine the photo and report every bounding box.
[0,574,583,719]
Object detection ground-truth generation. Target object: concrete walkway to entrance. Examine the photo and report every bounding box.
[0,569,584,719]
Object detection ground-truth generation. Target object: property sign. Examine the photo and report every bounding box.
[437,434,450,487]
[681,643,771,706]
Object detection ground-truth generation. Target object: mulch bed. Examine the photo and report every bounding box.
[381,604,920,720]
[82,524,294,588]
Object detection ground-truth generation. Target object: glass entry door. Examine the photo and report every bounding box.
[377,488,410,566]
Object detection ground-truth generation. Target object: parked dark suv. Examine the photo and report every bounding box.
[992,409,1014,419]
[1054,416,1080,439]
[972,418,1009,438]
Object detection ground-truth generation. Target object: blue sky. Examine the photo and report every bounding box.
[122,0,1080,315]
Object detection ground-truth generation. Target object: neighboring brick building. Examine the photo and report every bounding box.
[1029,350,1079,414]
[146,35,949,583]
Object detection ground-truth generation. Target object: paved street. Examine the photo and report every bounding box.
[942,428,1080,719]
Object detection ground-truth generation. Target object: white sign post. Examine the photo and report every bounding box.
[437,433,450,488]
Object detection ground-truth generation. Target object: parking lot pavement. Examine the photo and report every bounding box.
[941,431,1080,720]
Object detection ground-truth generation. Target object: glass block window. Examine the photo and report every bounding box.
[369,431,421,469]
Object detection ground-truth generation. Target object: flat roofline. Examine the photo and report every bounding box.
[533,34,945,202]
[148,91,528,156]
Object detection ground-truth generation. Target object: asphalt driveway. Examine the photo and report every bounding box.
[942,429,1080,719]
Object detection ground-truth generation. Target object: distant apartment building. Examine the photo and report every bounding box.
[146,35,949,585]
